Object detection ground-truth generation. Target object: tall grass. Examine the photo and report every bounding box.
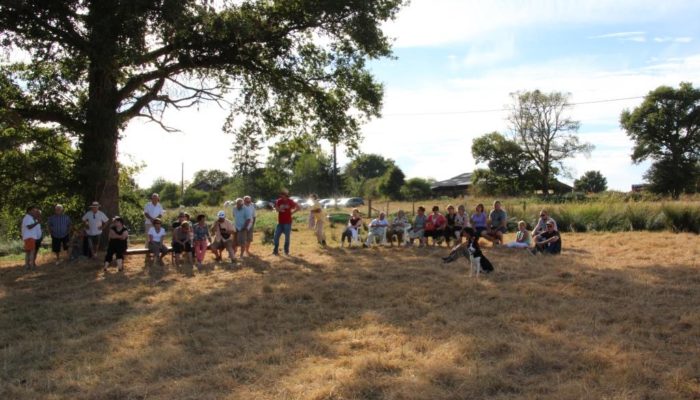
[543,203,700,233]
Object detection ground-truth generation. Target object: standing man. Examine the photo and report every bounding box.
[242,196,256,256]
[82,201,109,258]
[22,205,42,270]
[232,198,253,258]
[272,189,299,256]
[47,204,72,263]
[144,193,164,234]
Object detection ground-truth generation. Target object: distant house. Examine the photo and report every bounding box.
[631,184,648,192]
[431,172,473,197]
[538,180,573,195]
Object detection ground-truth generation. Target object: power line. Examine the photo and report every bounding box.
[382,95,645,117]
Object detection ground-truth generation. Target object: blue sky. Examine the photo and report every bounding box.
[121,0,700,191]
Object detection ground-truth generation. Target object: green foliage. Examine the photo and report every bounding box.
[620,82,700,198]
[191,169,232,192]
[184,188,208,207]
[378,166,405,200]
[343,153,396,197]
[400,178,433,200]
[573,171,608,193]
[472,132,539,195]
[1,0,406,214]
[291,152,334,196]
[0,120,80,240]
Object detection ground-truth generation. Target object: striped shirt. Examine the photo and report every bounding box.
[48,214,72,238]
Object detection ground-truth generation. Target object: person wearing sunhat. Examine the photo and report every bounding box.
[81,201,109,258]
[272,188,299,256]
[210,210,235,262]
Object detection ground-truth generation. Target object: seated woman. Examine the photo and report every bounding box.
[388,210,410,246]
[147,218,169,266]
[103,216,128,272]
[408,206,427,246]
[425,206,447,246]
[532,209,558,237]
[470,203,488,240]
[444,205,459,246]
[505,221,531,249]
[172,221,193,267]
[341,208,363,247]
[531,221,561,255]
[453,205,469,244]
[192,214,211,269]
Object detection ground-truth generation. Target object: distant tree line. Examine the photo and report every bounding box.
[471,83,699,198]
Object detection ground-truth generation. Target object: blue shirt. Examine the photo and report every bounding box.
[48,214,72,238]
[232,206,252,231]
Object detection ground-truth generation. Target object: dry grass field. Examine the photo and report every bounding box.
[1,224,699,399]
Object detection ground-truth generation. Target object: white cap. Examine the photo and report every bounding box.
[217,210,226,218]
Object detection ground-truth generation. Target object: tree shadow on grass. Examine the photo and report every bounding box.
[1,240,699,399]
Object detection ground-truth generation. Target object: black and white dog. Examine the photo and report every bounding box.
[442,228,494,278]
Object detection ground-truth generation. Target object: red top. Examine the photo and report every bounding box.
[275,197,298,224]
[425,213,446,231]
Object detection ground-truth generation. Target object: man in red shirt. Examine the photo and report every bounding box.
[272,188,300,255]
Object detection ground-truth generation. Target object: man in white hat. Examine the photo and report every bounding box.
[82,201,109,258]
[210,210,235,262]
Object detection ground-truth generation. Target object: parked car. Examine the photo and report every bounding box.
[254,200,274,210]
[341,197,364,207]
[323,198,340,209]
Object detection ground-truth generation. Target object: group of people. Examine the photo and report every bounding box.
[20,191,561,272]
[340,201,561,256]
[20,193,261,272]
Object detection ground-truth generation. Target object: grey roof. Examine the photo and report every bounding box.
[431,172,473,189]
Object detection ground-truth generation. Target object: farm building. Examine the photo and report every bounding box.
[430,172,473,197]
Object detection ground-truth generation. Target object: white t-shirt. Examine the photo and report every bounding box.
[82,210,109,236]
[144,202,164,224]
[148,227,167,243]
[21,214,42,240]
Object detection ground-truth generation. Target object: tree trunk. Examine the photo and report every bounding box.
[77,2,121,221]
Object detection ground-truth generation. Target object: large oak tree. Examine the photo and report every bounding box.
[620,82,700,198]
[0,0,404,216]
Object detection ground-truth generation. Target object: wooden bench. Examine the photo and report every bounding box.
[125,244,212,255]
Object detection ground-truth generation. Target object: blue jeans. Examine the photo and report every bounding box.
[273,223,292,254]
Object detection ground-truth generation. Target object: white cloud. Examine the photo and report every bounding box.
[653,36,693,43]
[588,31,646,39]
[383,0,698,48]
[588,31,647,42]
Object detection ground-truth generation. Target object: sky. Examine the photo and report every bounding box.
[120,0,700,191]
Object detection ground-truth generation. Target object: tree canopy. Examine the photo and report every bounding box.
[471,131,538,195]
[620,82,700,198]
[0,0,405,216]
[508,90,592,194]
[573,170,607,193]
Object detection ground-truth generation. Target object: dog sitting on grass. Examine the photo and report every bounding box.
[442,227,494,278]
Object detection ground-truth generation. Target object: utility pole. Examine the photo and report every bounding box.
[180,162,184,205]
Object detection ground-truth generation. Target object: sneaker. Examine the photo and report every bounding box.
[272,251,279,256]
[321,240,327,246]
